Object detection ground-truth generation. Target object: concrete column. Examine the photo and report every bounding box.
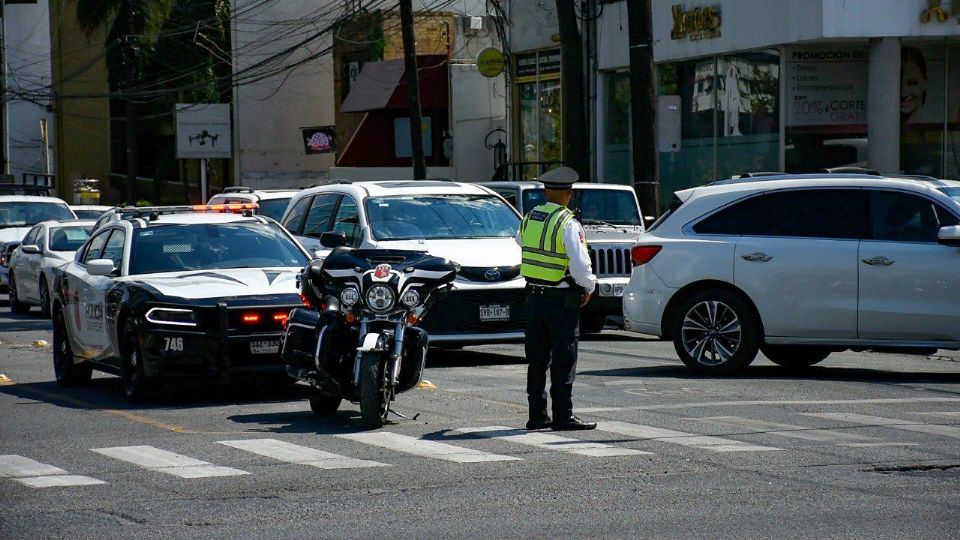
[867,37,900,175]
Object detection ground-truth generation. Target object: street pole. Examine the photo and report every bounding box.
[627,0,659,216]
[39,119,50,176]
[399,0,426,180]
[200,158,207,203]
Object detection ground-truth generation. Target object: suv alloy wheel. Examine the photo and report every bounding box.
[671,289,761,374]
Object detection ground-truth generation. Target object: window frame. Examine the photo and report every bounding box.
[281,195,313,235]
[82,228,113,265]
[300,192,342,239]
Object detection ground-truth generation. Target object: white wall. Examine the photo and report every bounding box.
[822,0,960,38]
[451,64,506,182]
[507,0,558,52]
[597,0,630,71]
[2,0,54,180]
[231,0,339,188]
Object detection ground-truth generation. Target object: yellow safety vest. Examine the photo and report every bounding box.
[520,202,575,285]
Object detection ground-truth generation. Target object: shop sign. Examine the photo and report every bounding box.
[514,50,561,78]
[920,0,960,24]
[670,4,721,41]
[302,126,335,155]
[477,48,505,78]
[785,48,868,127]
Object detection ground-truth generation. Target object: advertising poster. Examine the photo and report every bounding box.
[302,126,335,155]
[785,48,869,127]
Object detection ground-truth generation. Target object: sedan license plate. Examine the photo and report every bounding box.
[479,304,510,322]
[250,340,280,355]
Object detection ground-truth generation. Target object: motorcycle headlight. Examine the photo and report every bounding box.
[365,284,395,313]
[401,289,420,307]
[340,287,360,306]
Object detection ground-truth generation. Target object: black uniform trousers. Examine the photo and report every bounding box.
[524,286,580,422]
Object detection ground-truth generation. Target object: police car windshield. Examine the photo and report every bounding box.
[365,195,520,241]
[257,198,292,221]
[522,189,642,225]
[0,202,74,228]
[129,222,308,275]
[940,187,960,205]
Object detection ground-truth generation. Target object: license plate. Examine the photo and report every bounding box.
[599,284,626,297]
[250,340,280,355]
[479,304,510,321]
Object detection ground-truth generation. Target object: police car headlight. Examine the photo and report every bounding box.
[365,284,395,313]
[340,287,360,306]
[401,289,420,307]
[145,307,197,327]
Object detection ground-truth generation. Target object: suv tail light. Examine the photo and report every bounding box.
[631,245,662,266]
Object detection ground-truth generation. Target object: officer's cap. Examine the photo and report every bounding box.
[538,166,579,190]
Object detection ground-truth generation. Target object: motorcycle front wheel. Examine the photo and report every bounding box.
[359,351,392,429]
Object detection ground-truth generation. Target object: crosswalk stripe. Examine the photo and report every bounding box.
[0,455,105,488]
[803,413,960,439]
[337,432,522,463]
[92,446,249,478]
[454,426,652,457]
[692,416,884,444]
[218,439,389,470]
[595,421,779,452]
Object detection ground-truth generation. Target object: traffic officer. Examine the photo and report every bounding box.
[517,166,597,431]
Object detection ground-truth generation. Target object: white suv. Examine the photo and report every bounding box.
[623,174,960,373]
[279,180,526,345]
[208,187,300,222]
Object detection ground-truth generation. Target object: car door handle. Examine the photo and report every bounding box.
[862,256,894,266]
[740,252,772,263]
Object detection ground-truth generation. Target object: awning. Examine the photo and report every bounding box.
[340,59,407,113]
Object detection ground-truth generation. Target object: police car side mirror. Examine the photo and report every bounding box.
[21,244,41,255]
[87,259,116,276]
[319,231,348,248]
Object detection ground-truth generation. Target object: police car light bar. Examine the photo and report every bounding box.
[112,203,260,219]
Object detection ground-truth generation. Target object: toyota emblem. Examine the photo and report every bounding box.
[484,268,502,281]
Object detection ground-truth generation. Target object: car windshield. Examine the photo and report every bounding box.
[129,222,308,275]
[257,198,291,221]
[72,209,106,219]
[0,202,74,228]
[49,226,93,251]
[940,187,960,205]
[365,195,520,241]
[522,189,642,225]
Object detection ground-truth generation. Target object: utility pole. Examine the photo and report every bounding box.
[627,0,658,216]
[399,0,426,180]
[121,0,139,203]
[0,1,8,176]
[555,0,588,180]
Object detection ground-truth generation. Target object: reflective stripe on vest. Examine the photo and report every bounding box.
[520,203,574,284]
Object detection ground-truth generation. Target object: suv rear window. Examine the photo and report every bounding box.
[693,189,867,239]
[0,202,74,228]
[648,195,684,232]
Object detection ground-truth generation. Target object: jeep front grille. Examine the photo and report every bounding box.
[589,247,632,277]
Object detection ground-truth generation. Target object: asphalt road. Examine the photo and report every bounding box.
[1,304,959,540]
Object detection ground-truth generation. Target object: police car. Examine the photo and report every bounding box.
[50,205,311,399]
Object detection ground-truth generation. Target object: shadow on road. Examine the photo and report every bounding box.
[0,310,52,332]
[224,409,373,435]
[579,363,960,386]
[427,347,523,368]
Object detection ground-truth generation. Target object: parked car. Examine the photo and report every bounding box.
[7,220,95,317]
[279,180,525,346]
[50,206,311,399]
[208,187,300,221]
[481,181,645,333]
[623,174,960,373]
[0,195,76,291]
[70,205,113,220]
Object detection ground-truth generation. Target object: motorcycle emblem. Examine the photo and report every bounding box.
[484,268,502,281]
[374,264,391,279]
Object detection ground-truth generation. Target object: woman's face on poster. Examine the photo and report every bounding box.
[901,60,927,117]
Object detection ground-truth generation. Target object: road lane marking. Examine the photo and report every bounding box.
[337,432,522,463]
[0,455,105,488]
[219,439,388,469]
[454,426,651,457]
[92,446,248,478]
[595,421,779,452]
[913,411,960,418]
[803,413,960,439]
[692,416,885,444]
[577,397,960,413]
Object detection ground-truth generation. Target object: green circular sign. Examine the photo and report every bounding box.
[477,48,505,78]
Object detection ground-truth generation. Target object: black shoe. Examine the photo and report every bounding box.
[551,415,597,431]
[526,417,552,430]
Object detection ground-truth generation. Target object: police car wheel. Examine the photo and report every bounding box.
[121,321,150,402]
[38,278,51,319]
[8,273,30,314]
[53,307,92,387]
[309,394,342,416]
[671,289,760,374]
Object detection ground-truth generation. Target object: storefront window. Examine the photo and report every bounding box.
[784,46,869,173]
[657,60,716,198]
[514,50,562,179]
[603,71,632,184]
[943,45,960,180]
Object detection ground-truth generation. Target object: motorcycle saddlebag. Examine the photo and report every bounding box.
[281,308,320,368]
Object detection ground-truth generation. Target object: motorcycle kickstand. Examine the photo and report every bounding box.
[387,404,420,421]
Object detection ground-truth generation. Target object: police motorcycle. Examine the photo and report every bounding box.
[281,233,458,429]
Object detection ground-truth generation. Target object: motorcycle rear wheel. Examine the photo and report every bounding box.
[359,351,391,429]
